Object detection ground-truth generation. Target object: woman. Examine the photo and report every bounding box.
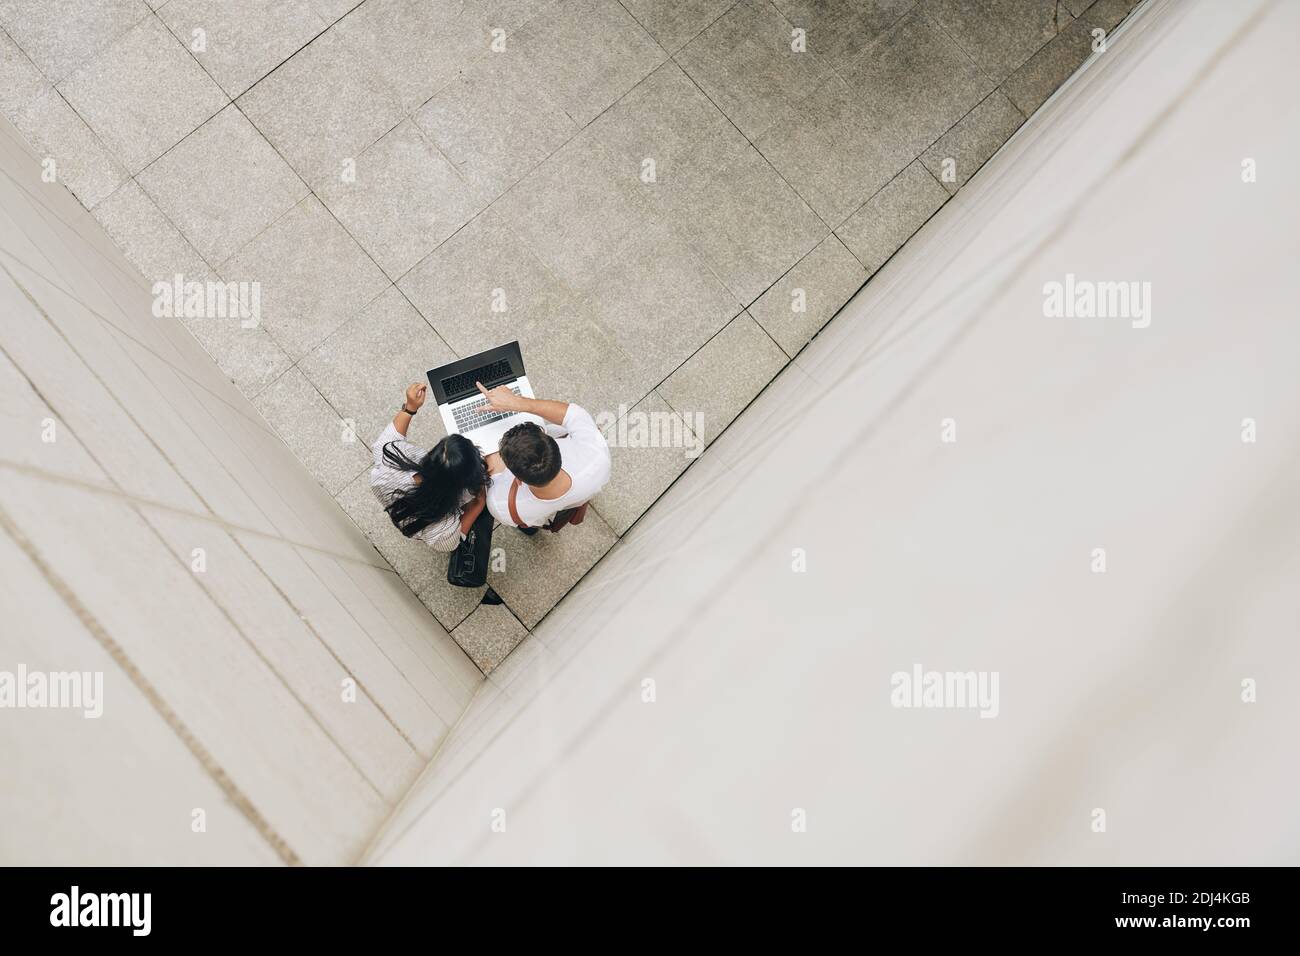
[370,382,488,551]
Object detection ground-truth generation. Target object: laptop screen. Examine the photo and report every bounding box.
[440,358,514,402]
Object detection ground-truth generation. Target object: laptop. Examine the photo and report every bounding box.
[426,341,542,455]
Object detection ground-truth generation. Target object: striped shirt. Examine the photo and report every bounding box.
[369,423,464,552]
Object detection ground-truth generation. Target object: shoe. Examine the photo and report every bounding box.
[518,525,539,536]
[481,587,504,606]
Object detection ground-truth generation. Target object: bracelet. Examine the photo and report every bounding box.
[401,405,418,416]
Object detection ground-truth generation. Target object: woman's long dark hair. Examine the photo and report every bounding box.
[382,434,487,538]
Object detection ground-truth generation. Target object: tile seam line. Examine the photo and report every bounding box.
[515,437,752,634]
[609,0,675,63]
[395,62,755,358]
[913,88,1022,181]
[254,359,373,495]
[13,0,151,87]
[0,221,337,546]
[0,503,301,867]
[60,8,235,183]
[0,132,150,293]
[613,0,739,55]
[528,328,792,625]
[2,178,225,363]
[0,231,278,439]
[0,265,416,794]
[231,11,702,374]
[113,170,224,279]
[230,534,432,758]
[13,2,1099,650]
[670,40,835,237]
[916,3,1005,94]
[356,673,492,865]
[833,157,957,273]
[216,101,395,367]
[155,0,338,102]
[230,0,448,109]
[338,564,485,701]
[0,255,252,532]
[329,555,484,704]
[28,87,125,208]
[812,87,1012,244]
[0,139,209,301]
[814,0,923,87]
[0,456,390,572]
[455,600,533,677]
[0,23,45,84]
[399,54,675,296]
[131,506,397,805]
[0,244,384,573]
[140,100,314,286]
[224,98,471,376]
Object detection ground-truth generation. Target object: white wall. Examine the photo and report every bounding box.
[0,116,481,865]
[368,0,1300,865]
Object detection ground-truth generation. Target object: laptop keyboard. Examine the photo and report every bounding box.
[452,386,522,433]
[441,359,513,401]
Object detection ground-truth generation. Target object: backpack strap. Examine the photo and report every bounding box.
[507,478,529,529]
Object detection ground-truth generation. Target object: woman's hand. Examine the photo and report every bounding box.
[405,382,427,411]
[476,381,528,413]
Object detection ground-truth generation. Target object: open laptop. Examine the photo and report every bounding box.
[426,341,542,455]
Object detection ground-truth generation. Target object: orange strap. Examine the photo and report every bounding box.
[508,477,589,532]
[508,478,527,528]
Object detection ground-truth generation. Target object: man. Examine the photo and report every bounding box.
[475,382,611,532]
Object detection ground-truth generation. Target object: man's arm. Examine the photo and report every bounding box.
[476,382,568,425]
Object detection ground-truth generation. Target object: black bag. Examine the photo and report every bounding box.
[447,505,493,588]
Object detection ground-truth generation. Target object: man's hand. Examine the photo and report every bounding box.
[405,382,427,411]
[476,381,528,413]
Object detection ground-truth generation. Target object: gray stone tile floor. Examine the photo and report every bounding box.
[0,0,1141,668]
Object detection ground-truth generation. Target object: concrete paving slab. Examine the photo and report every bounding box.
[921,90,1025,194]
[659,311,786,448]
[677,0,833,140]
[137,104,308,266]
[316,119,481,280]
[57,15,227,174]
[748,233,866,357]
[299,284,457,446]
[157,0,327,98]
[0,0,148,83]
[834,160,947,274]
[216,195,388,361]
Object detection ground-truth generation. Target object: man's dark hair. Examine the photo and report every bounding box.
[499,422,561,486]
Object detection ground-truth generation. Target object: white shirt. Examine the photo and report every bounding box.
[369,423,464,552]
[487,405,611,529]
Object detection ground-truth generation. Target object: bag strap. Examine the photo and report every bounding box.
[510,478,590,533]
[508,478,528,528]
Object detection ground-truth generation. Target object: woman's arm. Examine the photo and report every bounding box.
[457,490,487,535]
[392,382,427,437]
